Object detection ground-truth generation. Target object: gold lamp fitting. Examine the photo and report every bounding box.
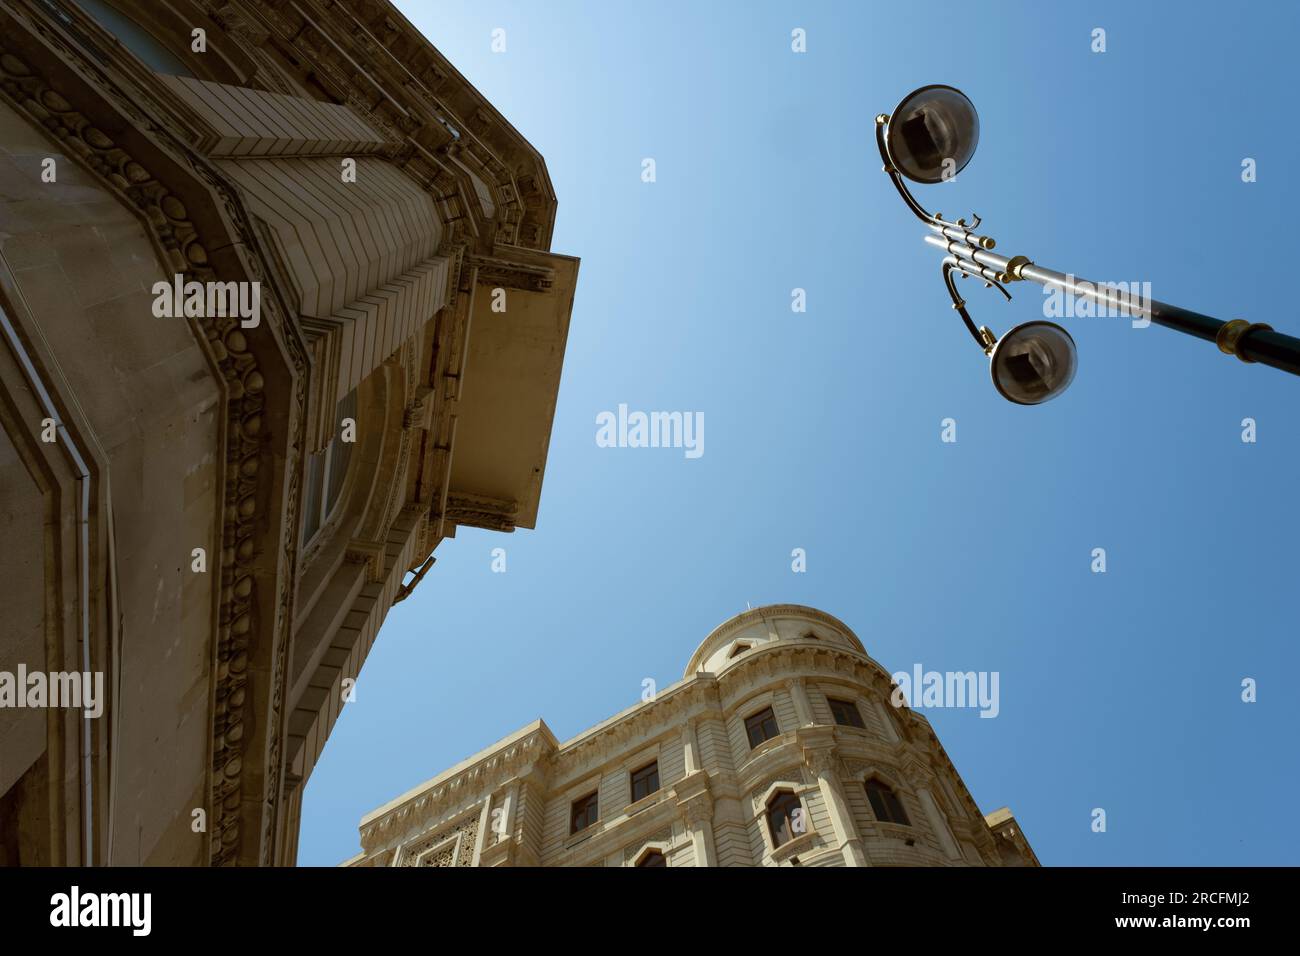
[1216,319,1273,363]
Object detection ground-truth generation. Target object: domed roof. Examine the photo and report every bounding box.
[683,604,867,678]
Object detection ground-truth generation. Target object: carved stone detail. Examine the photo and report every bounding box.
[623,826,673,863]
[443,493,518,533]
[0,29,310,866]
[399,814,479,867]
[344,540,387,585]
[749,767,806,810]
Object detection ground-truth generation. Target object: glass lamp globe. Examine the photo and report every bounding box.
[989,321,1078,405]
[885,85,980,184]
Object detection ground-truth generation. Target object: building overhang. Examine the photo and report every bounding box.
[448,250,578,531]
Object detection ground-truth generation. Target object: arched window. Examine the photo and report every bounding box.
[635,849,666,868]
[766,791,803,848]
[70,0,196,76]
[727,642,750,659]
[864,777,911,826]
[302,388,358,546]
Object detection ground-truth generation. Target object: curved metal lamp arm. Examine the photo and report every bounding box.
[875,115,982,235]
[941,256,1010,353]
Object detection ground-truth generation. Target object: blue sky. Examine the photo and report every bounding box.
[299,0,1300,866]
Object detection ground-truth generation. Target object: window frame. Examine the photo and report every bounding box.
[827,696,866,729]
[302,388,358,547]
[864,777,911,826]
[744,706,780,749]
[765,790,804,848]
[629,760,660,803]
[569,791,599,835]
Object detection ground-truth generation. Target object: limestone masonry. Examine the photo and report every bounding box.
[348,605,1038,867]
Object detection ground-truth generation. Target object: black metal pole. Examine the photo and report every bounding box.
[1147,301,1300,375]
[922,234,1300,377]
[1021,261,1300,377]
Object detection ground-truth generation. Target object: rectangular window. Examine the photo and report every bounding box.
[300,387,358,548]
[301,449,325,545]
[570,791,598,834]
[630,761,660,803]
[744,706,780,749]
[325,388,357,512]
[828,697,866,729]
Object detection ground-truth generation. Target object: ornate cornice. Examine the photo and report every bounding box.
[343,540,386,585]
[443,493,518,534]
[230,0,557,254]
[359,729,553,850]
[684,604,868,677]
[553,678,718,772]
[468,252,556,293]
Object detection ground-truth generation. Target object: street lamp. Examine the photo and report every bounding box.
[877,84,1300,404]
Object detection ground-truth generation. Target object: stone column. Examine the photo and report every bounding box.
[916,785,962,861]
[675,769,716,867]
[785,678,815,727]
[681,718,701,774]
[471,796,494,866]
[497,782,518,845]
[804,743,869,867]
[873,699,902,744]
[511,765,547,866]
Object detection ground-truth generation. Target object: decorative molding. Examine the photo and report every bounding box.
[361,731,553,849]
[399,814,478,867]
[0,29,311,866]
[749,767,806,811]
[344,540,386,585]
[623,827,673,864]
[237,0,557,253]
[443,493,518,533]
[686,604,868,676]
[469,253,555,292]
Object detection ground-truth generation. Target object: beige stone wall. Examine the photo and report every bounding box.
[349,606,1038,868]
[0,95,222,864]
[0,0,577,867]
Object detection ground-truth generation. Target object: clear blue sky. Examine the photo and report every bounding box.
[299,0,1300,866]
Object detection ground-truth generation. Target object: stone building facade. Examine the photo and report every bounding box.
[347,606,1038,867]
[0,0,576,865]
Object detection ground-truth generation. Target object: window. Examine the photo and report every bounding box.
[744,706,780,748]
[570,791,598,834]
[70,0,196,76]
[635,849,666,868]
[766,791,803,848]
[728,642,750,659]
[864,778,911,826]
[828,697,866,729]
[630,761,660,803]
[301,388,357,546]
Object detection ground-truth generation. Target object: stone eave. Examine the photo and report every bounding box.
[358,719,558,843]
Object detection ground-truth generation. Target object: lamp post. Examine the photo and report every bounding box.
[878,84,1300,404]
